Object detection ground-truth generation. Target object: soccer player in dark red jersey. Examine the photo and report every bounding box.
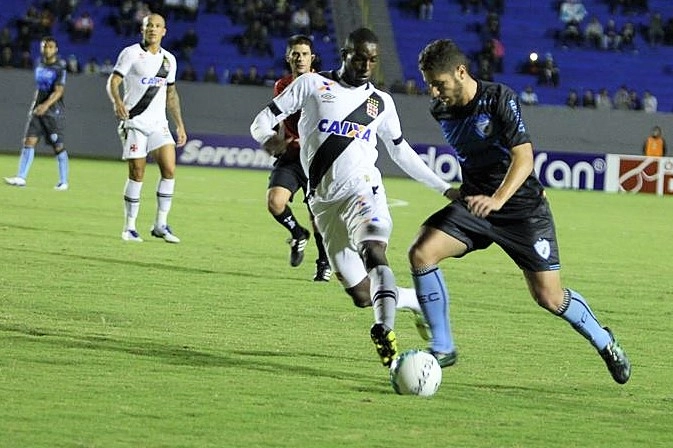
[266,34,331,281]
[409,39,631,383]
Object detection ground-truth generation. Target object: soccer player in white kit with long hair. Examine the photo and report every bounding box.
[106,13,187,243]
[251,28,452,367]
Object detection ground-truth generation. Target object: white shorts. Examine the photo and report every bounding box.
[309,176,392,288]
[119,121,175,160]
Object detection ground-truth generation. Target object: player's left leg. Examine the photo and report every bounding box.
[150,142,180,243]
[524,270,631,384]
[46,114,69,190]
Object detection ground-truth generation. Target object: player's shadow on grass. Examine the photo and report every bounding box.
[0,240,310,281]
[0,323,384,386]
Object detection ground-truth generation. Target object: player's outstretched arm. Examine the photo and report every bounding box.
[385,138,450,195]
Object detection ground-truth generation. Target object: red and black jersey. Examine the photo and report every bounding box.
[273,74,301,162]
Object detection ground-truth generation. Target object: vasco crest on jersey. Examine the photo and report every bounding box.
[366,97,379,118]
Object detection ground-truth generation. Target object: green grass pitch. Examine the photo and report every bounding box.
[1,153,672,447]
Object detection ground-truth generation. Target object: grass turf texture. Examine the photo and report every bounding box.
[1,154,672,448]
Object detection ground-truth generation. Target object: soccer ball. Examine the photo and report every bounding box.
[389,349,442,397]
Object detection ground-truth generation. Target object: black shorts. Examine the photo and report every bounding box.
[424,198,561,272]
[267,158,308,202]
[25,114,65,147]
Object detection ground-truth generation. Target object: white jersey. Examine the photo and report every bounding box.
[112,42,177,131]
[250,71,449,201]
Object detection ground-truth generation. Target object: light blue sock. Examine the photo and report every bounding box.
[558,288,611,350]
[412,266,454,353]
[56,150,69,184]
[17,147,35,179]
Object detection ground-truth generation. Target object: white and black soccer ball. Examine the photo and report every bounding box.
[389,349,442,397]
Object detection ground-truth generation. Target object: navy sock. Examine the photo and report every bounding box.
[412,266,454,353]
[273,206,306,239]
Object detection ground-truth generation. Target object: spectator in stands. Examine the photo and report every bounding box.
[628,89,642,111]
[642,90,658,113]
[262,67,277,87]
[643,126,666,157]
[241,65,263,86]
[180,63,198,82]
[83,57,101,75]
[183,0,199,21]
[0,47,15,68]
[519,85,539,105]
[290,6,311,35]
[559,0,587,26]
[612,85,630,110]
[559,19,583,48]
[100,58,114,76]
[310,6,330,38]
[0,27,13,54]
[164,0,183,20]
[581,88,596,108]
[134,2,152,31]
[565,89,579,108]
[70,11,94,42]
[480,12,501,41]
[419,0,434,21]
[647,12,664,47]
[229,66,245,84]
[602,19,621,51]
[66,54,80,74]
[538,53,560,87]
[404,78,421,95]
[203,64,220,84]
[16,25,33,54]
[619,21,636,52]
[237,20,273,57]
[18,50,34,70]
[595,88,612,110]
[115,0,136,36]
[584,17,604,49]
[178,27,199,62]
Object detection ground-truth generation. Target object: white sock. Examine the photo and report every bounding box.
[155,178,175,228]
[369,265,398,329]
[396,287,422,313]
[123,179,143,231]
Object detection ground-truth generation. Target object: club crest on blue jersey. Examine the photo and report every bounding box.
[475,114,493,138]
[366,98,379,118]
[318,119,372,140]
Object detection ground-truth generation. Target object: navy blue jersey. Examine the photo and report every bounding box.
[33,58,67,116]
[430,80,544,213]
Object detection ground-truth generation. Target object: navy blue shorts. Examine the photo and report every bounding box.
[25,114,65,148]
[424,198,561,272]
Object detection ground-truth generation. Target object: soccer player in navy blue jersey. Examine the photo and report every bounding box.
[410,39,631,384]
[4,36,69,190]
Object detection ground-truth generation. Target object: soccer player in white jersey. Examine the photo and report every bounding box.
[106,13,187,243]
[251,28,452,367]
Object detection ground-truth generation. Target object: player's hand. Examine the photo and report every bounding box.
[33,104,48,116]
[113,101,129,120]
[175,126,187,147]
[263,122,292,157]
[465,194,503,218]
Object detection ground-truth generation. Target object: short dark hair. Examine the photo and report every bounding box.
[343,27,379,51]
[286,34,314,53]
[41,36,57,46]
[418,39,469,73]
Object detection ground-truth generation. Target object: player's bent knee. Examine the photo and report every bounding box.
[345,280,372,308]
